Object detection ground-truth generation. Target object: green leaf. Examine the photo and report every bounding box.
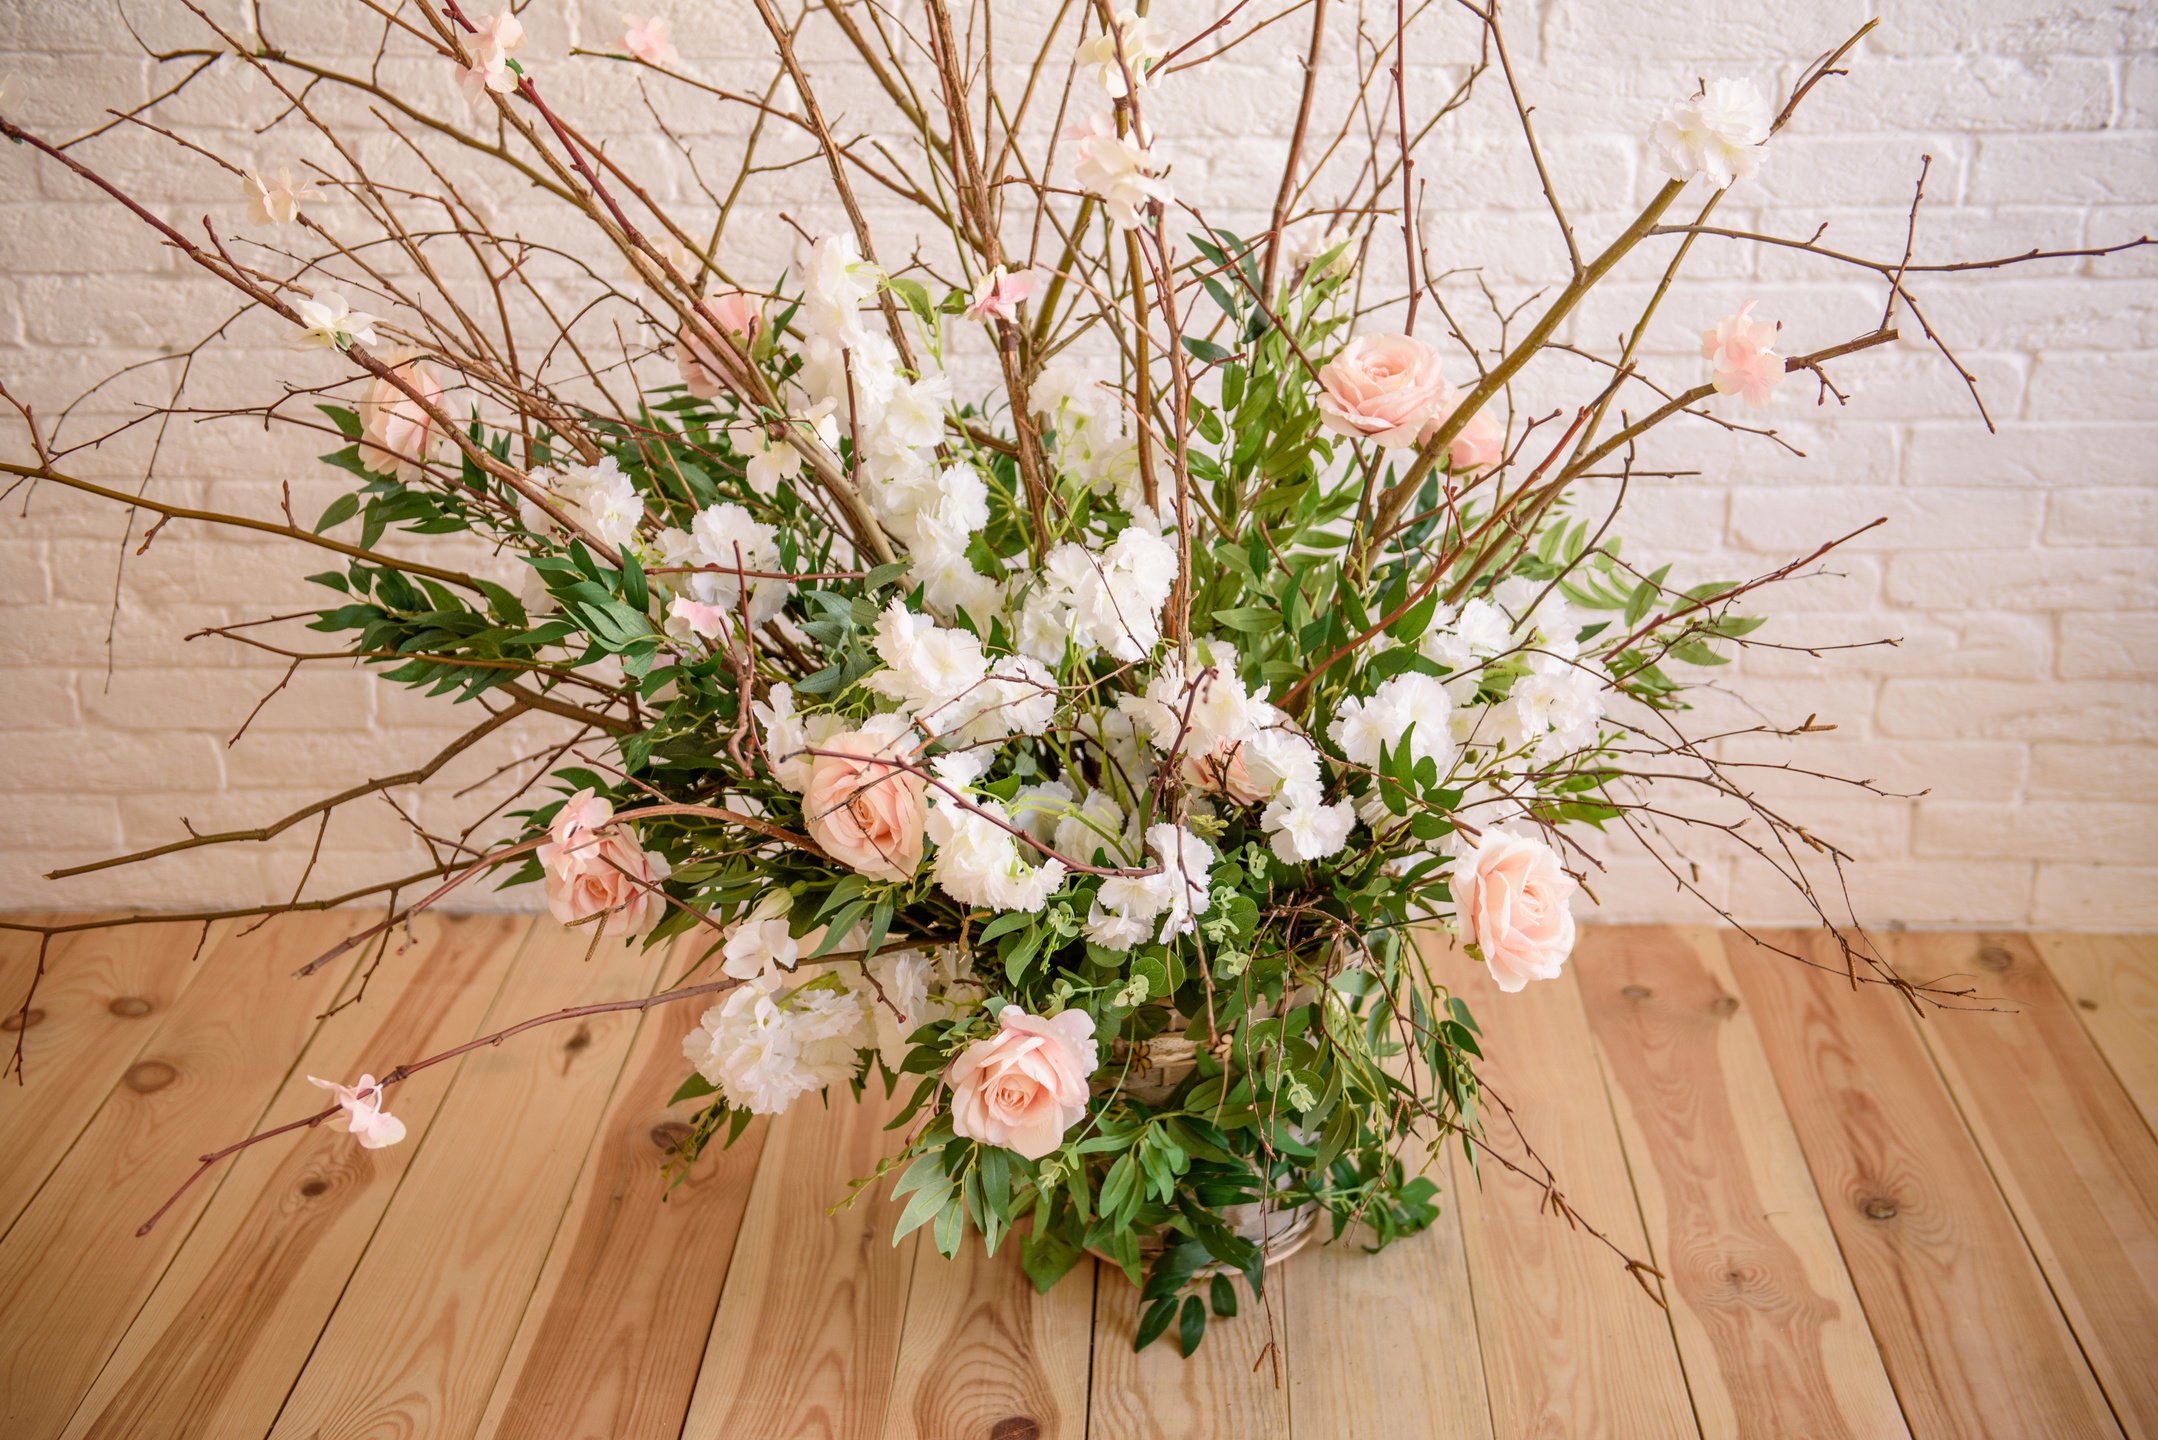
[1210,1273,1239,1318]
[1022,1230,1086,1294]
[314,493,359,534]
[1182,334,1232,365]
[1177,1294,1208,1356]
[1134,1295,1178,1352]
[668,1073,717,1104]
[893,1177,954,1244]
[316,403,363,440]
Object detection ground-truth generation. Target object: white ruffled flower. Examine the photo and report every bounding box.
[1029,525,1179,664]
[290,292,377,351]
[1263,782,1356,864]
[1053,789,1129,867]
[863,600,990,734]
[742,402,838,499]
[1653,78,1771,190]
[1492,656,1607,762]
[753,682,842,792]
[925,793,1069,913]
[721,889,804,981]
[682,977,869,1116]
[1078,9,1171,99]
[689,501,787,623]
[1064,111,1172,230]
[1329,672,1456,773]
[1121,641,1256,758]
[796,232,882,344]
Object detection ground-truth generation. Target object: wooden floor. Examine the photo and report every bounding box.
[2,917,2155,1439]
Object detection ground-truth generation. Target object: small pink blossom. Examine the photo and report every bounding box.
[622,15,678,67]
[1701,300,1786,408]
[472,10,525,55]
[308,1073,407,1149]
[455,11,525,107]
[965,265,1036,324]
[676,292,760,399]
[667,595,727,641]
[243,166,317,227]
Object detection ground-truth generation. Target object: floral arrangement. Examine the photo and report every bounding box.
[2,1,2143,1358]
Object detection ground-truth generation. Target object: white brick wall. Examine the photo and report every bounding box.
[1,0,2153,928]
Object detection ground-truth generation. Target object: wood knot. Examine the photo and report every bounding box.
[124,1060,178,1094]
[1620,984,1652,1001]
[299,1178,330,1198]
[1709,995,1740,1018]
[563,1024,593,1055]
[1,1007,44,1032]
[2077,998,2098,1012]
[108,996,153,1017]
[989,1419,1043,1440]
[1976,944,2013,972]
[649,1120,693,1151]
[1862,1196,1899,1221]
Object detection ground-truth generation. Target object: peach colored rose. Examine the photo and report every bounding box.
[538,788,673,937]
[947,1006,1098,1160]
[1316,333,1455,448]
[677,292,761,400]
[357,358,445,482]
[1179,739,1268,806]
[802,728,928,881]
[1451,829,1577,992]
[1443,407,1504,475]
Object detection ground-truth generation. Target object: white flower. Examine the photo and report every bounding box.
[875,371,954,458]
[1143,821,1214,941]
[721,889,803,981]
[1492,657,1606,762]
[1122,641,1256,757]
[1053,789,1129,867]
[308,1073,407,1149]
[753,681,842,791]
[925,794,1069,912]
[1329,672,1455,773]
[1032,525,1179,664]
[1064,111,1172,230]
[289,292,377,351]
[244,166,317,227]
[796,233,882,344]
[1653,78,1771,190]
[863,600,990,734]
[689,501,786,622]
[576,457,645,548]
[1263,783,1356,863]
[1242,723,1322,799]
[1281,219,1355,282]
[742,402,837,499]
[1078,9,1171,99]
[683,978,869,1115]
[953,653,1058,744]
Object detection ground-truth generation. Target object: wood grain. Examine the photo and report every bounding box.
[57,914,525,1440]
[1440,934,1700,1440]
[0,912,358,1440]
[886,1222,1095,1440]
[474,962,773,1440]
[0,920,217,1235]
[1731,929,2119,1440]
[2034,933,2158,1131]
[265,924,668,1440]
[1285,1190,1493,1439]
[1892,931,2158,1438]
[1576,926,1907,1440]
[1088,1260,1291,1440]
[679,1080,919,1440]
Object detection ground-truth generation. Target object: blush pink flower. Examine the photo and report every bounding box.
[308,1073,407,1149]
[802,728,928,882]
[621,15,678,67]
[357,357,445,482]
[947,1006,1098,1160]
[243,166,317,227]
[965,265,1037,324]
[676,292,760,400]
[1450,828,1578,992]
[1442,406,1505,475]
[538,788,673,938]
[1701,300,1786,408]
[666,595,727,642]
[1179,739,1268,806]
[1316,333,1456,448]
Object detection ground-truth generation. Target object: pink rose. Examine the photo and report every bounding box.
[1316,333,1456,448]
[538,789,673,938]
[802,728,928,881]
[1179,739,1268,806]
[677,292,761,400]
[357,358,445,482]
[1442,407,1504,475]
[947,1006,1099,1160]
[1451,828,1577,992]
[1701,300,1785,408]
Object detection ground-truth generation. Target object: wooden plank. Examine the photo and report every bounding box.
[0,920,217,1236]
[57,914,526,1440]
[680,1083,919,1440]
[1088,1260,1291,1440]
[265,924,670,1440]
[1438,935,1700,1439]
[1576,926,1907,1439]
[1730,929,2120,1440]
[1891,932,2158,1437]
[885,1218,1095,1440]
[2033,934,2158,1132]
[0,912,358,1440]
[1285,1192,1493,1440]
[474,968,773,1440]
